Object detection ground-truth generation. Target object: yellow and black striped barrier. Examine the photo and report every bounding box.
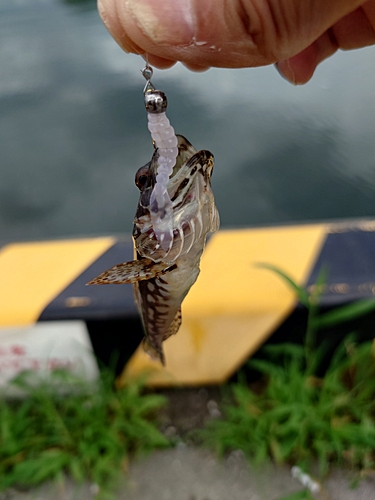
[1,219,375,386]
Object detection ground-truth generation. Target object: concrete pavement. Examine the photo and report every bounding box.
[6,447,375,500]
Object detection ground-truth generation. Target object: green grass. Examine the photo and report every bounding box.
[2,265,375,499]
[201,265,375,481]
[202,339,375,473]
[277,491,314,500]
[0,369,169,497]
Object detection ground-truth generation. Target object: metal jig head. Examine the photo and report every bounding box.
[141,63,168,114]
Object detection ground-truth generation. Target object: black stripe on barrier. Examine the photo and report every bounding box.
[305,227,375,305]
[38,240,138,322]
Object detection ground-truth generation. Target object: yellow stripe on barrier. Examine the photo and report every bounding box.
[121,224,328,386]
[0,238,115,326]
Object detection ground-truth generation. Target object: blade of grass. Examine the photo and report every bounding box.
[312,299,375,329]
[254,263,310,307]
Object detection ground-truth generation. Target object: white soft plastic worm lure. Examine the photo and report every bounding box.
[147,112,178,249]
[143,65,178,251]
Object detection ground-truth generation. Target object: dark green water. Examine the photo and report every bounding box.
[1,0,375,244]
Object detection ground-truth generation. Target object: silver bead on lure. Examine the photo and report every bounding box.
[88,63,220,365]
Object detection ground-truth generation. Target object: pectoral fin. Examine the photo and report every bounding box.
[87,258,173,285]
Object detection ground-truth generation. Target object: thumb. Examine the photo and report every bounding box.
[98,0,368,71]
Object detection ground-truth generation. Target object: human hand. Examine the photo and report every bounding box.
[98,0,375,84]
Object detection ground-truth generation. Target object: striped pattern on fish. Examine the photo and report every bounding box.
[88,135,219,364]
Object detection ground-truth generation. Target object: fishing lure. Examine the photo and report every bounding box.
[142,64,177,251]
[88,64,219,364]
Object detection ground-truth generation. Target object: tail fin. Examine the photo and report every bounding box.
[142,337,165,366]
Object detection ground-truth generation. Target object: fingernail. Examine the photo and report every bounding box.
[126,0,194,46]
[275,60,297,85]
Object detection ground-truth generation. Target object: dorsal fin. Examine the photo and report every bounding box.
[87,258,172,285]
[163,307,182,341]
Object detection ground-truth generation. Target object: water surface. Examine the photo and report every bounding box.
[1,0,375,244]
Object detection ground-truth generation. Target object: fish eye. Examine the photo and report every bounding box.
[137,174,148,186]
[135,165,150,190]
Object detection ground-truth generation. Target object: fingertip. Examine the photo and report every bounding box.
[275,60,297,85]
[275,32,339,85]
[146,54,177,69]
[275,52,317,85]
[182,62,210,72]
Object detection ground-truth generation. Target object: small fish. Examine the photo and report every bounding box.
[88,135,219,364]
